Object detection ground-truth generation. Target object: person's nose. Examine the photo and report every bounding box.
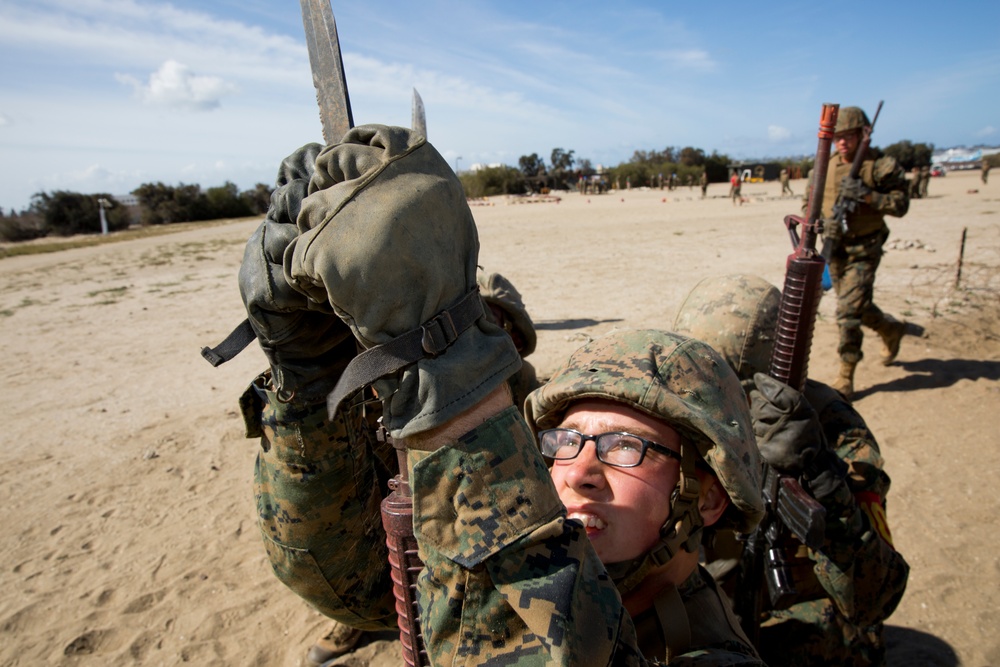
[563,441,607,492]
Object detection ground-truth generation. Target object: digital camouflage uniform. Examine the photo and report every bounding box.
[806,109,909,372]
[240,127,770,665]
[245,329,768,666]
[673,274,910,667]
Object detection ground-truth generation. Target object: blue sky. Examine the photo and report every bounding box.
[1,0,998,212]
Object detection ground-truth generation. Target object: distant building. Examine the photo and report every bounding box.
[932,145,1000,171]
[112,194,141,226]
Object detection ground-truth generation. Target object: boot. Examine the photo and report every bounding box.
[306,622,365,667]
[831,360,857,400]
[877,317,906,366]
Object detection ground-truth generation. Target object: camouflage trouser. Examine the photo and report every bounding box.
[245,377,399,631]
[759,600,886,667]
[828,228,891,363]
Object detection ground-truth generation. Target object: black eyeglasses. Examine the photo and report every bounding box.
[538,428,682,468]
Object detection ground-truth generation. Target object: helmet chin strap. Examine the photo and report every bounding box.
[605,442,704,597]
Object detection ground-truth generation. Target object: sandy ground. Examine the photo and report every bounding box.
[1,169,998,667]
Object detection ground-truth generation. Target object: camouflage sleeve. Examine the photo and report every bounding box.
[804,382,910,627]
[863,156,909,218]
[409,406,648,666]
[243,373,398,631]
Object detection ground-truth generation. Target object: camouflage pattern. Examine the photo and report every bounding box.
[245,332,768,664]
[525,329,764,535]
[806,147,909,363]
[672,275,910,666]
[477,268,537,357]
[244,374,398,631]
[673,275,780,393]
[834,106,870,134]
[409,403,764,665]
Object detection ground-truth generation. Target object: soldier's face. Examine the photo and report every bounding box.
[549,399,681,564]
[834,130,861,159]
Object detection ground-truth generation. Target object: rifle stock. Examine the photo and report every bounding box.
[734,104,838,644]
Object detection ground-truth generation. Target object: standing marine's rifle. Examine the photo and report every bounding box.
[298,3,427,665]
[733,103,839,645]
[820,101,883,260]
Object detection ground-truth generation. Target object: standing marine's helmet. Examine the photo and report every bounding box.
[525,328,763,535]
[835,106,870,134]
[477,269,537,357]
[672,274,780,389]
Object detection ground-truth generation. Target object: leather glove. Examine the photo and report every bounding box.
[839,175,871,204]
[749,373,847,501]
[239,143,356,402]
[287,125,520,438]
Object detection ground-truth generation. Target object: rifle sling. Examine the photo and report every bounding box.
[326,289,486,419]
[201,318,256,367]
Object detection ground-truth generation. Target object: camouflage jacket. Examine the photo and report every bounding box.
[245,373,765,666]
[804,150,909,239]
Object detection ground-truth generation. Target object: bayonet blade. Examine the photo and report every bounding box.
[299,0,354,144]
[412,87,426,139]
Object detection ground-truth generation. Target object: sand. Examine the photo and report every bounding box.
[1,168,997,666]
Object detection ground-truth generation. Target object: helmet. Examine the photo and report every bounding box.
[477,269,537,357]
[672,274,780,387]
[525,328,764,535]
[835,106,870,134]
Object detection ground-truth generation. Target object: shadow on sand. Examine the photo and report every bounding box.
[534,317,624,331]
[885,625,959,667]
[854,356,1000,401]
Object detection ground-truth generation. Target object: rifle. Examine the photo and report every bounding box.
[820,101,883,259]
[733,104,838,645]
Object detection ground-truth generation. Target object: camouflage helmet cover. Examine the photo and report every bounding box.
[524,328,764,533]
[477,269,537,357]
[672,274,780,385]
[835,106,871,134]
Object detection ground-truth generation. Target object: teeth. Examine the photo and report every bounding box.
[567,512,607,530]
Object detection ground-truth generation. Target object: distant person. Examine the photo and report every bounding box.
[779,168,794,197]
[806,106,910,399]
[909,166,921,199]
[918,165,930,198]
[983,160,991,184]
[729,170,742,206]
[700,171,709,198]
[686,174,694,190]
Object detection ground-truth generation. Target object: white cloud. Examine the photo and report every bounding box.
[115,60,237,111]
[976,125,997,137]
[0,113,10,127]
[768,125,791,141]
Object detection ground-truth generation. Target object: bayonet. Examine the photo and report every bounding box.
[412,88,426,139]
[299,0,354,144]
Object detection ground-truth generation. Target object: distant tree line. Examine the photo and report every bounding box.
[1,180,271,243]
[2,136,947,242]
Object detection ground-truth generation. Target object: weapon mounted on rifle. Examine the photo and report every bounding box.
[733,103,838,645]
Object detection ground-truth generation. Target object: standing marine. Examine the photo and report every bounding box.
[807,105,910,399]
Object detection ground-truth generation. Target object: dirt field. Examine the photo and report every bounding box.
[1,168,997,666]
